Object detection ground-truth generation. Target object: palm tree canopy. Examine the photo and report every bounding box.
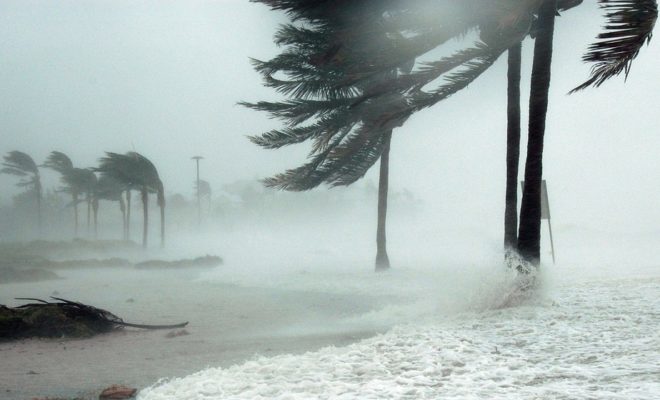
[1,151,40,188]
[246,0,570,190]
[42,151,98,200]
[96,152,164,203]
[247,0,654,190]
[42,151,74,174]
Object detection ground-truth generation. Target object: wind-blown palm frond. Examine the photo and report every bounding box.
[262,114,397,191]
[97,152,163,194]
[571,0,658,92]
[42,151,74,174]
[1,151,40,188]
[240,97,355,126]
[2,151,43,227]
[247,0,566,192]
[2,151,38,177]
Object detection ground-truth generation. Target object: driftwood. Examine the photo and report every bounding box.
[0,297,187,340]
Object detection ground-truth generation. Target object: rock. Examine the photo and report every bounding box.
[99,384,137,399]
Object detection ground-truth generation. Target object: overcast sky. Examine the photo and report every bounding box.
[1,1,659,241]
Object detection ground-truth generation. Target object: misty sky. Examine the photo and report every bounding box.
[1,1,659,240]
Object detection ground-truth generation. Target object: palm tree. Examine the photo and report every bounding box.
[516,0,558,266]
[1,151,42,231]
[97,152,165,248]
[247,1,477,271]
[516,0,657,266]
[252,0,657,269]
[43,152,90,237]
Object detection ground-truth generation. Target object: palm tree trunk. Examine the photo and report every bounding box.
[375,131,392,272]
[126,190,131,241]
[518,0,557,266]
[141,188,148,248]
[504,43,522,250]
[160,202,165,248]
[119,197,127,241]
[73,193,79,237]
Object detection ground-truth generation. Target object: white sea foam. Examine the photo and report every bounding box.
[139,268,660,400]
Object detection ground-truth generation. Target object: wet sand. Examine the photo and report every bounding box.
[0,268,385,400]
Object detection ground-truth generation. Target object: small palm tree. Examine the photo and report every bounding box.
[1,151,42,231]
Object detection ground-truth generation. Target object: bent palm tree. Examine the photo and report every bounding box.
[252,0,657,269]
[97,152,165,248]
[43,152,91,237]
[1,151,42,231]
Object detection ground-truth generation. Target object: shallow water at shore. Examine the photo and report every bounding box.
[0,266,387,400]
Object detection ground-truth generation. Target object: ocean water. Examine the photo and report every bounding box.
[137,252,659,399]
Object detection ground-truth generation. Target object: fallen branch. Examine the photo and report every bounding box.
[1,297,188,340]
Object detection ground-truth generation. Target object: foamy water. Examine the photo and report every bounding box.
[139,260,660,400]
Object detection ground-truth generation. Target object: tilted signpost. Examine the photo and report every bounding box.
[521,180,556,264]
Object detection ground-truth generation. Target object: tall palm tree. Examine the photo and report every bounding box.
[247,1,469,272]
[97,152,165,248]
[1,151,42,231]
[252,0,657,269]
[516,0,657,266]
[517,0,558,266]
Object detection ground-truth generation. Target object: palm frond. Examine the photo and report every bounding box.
[2,151,38,175]
[571,0,658,92]
[1,151,40,190]
[409,42,505,111]
[42,151,74,173]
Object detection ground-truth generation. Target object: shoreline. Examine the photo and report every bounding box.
[0,268,387,400]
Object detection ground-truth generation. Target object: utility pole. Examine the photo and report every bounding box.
[192,156,203,226]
